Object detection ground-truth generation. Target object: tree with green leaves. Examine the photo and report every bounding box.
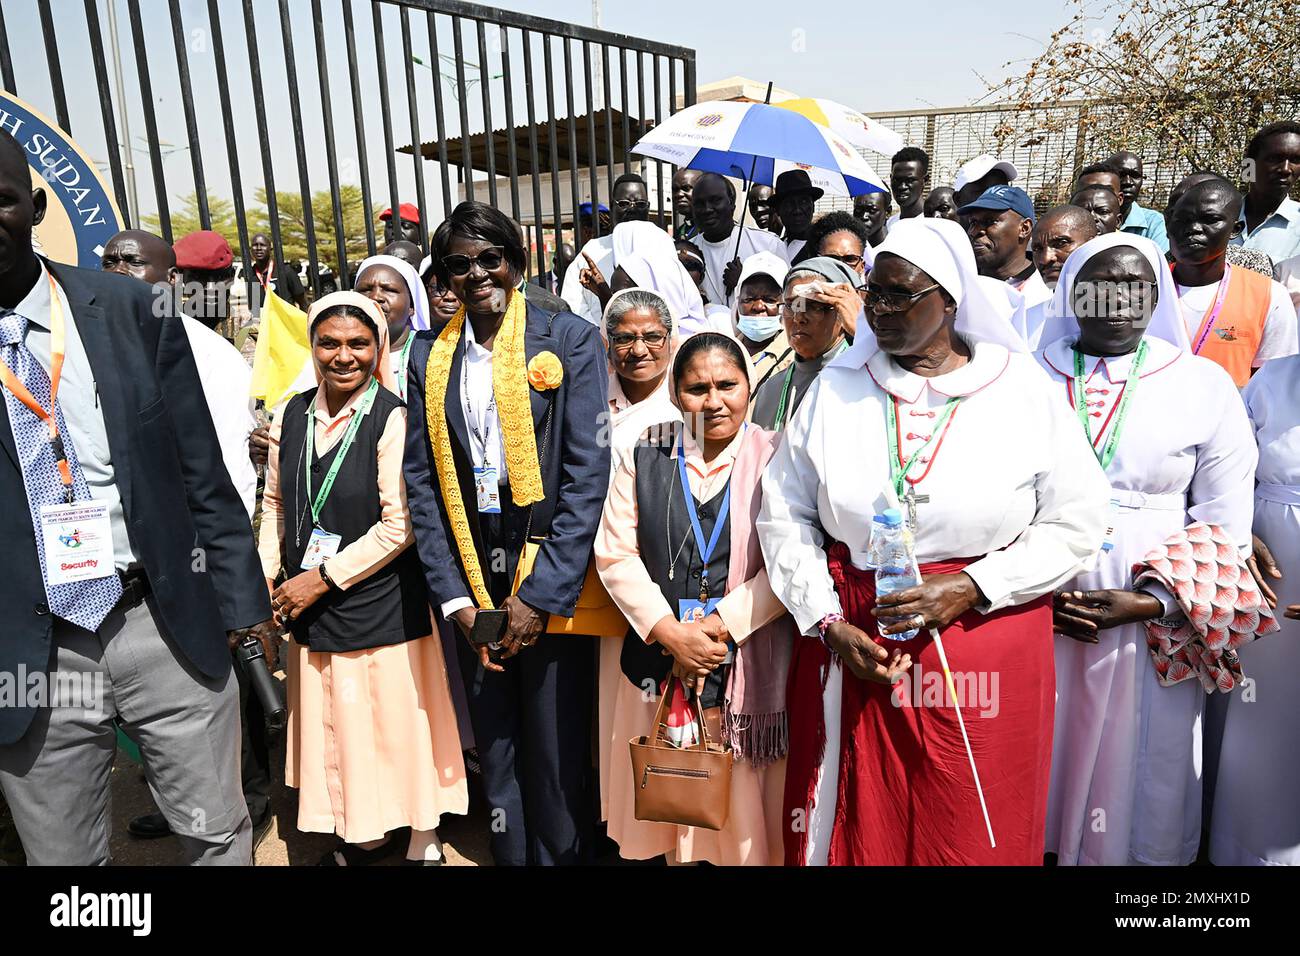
[246,185,376,272]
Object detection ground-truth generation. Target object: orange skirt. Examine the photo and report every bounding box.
[286,629,468,843]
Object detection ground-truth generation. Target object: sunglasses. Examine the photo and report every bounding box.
[441,246,507,276]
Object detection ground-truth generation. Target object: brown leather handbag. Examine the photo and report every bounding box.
[629,678,734,831]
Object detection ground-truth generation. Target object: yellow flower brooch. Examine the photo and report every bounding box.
[527,351,563,391]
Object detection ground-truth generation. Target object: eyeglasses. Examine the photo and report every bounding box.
[824,253,865,270]
[864,283,941,313]
[441,246,506,276]
[614,199,650,210]
[609,331,669,351]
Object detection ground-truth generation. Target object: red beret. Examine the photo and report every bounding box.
[173,230,234,270]
[379,202,421,224]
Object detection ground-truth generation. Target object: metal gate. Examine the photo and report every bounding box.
[0,0,695,293]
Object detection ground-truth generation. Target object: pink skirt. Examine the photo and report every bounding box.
[286,628,468,843]
[603,663,787,865]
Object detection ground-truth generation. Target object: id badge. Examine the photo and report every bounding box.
[678,598,734,664]
[475,465,501,514]
[1102,499,1120,553]
[40,501,117,585]
[301,527,342,569]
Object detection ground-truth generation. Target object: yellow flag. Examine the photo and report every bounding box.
[249,289,310,409]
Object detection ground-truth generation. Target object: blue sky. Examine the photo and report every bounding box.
[1,0,1076,228]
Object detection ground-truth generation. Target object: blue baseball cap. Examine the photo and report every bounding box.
[958,184,1036,221]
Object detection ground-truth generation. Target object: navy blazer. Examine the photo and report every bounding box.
[0,262,271,744]
[403,299,610,617]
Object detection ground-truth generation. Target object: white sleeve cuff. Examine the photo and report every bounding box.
[440,597,474,621]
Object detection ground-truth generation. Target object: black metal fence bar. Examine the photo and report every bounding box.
[205,0,253,306]
[276,0,320,295]
[475,18,498,209]
[425,11,454,217]
[520,28,546,280]
[167,0,210,230]
[497,24,521,223]
[541,35,563,268]
[36,0,70,134]
[311,0,350,284]
[652,53,663,226]
[400,8,429,247]
[370,3,402,227]
[342,0,377,258]
[451,15,474,204]
[619,48,630,176]
[84,0,130,222]
[0,3,15,95]
[583,39,600,240]
[239,0,283,263]
[126,0,171,242]
[562,37,581,253]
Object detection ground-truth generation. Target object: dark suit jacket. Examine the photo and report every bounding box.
[0,261,271,744]
[403,298,610,617]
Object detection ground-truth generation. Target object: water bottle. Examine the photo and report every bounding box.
[874,508,921,641]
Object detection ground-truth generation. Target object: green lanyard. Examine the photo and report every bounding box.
[394,334,415,399]
[884,394,962,498]
[1072,339,1147,471]
[772,339,848,430]
[304,378,379,528]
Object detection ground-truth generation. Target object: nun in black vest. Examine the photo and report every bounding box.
[258,291,467,866]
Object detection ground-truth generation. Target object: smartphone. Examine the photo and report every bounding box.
[467,609,509,647]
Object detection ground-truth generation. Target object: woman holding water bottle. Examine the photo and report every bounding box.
[595,332,795,864]
[758,218,1110,866]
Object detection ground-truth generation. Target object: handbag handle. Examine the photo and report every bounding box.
[645,675,712,752]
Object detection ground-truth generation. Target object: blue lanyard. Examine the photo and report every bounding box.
[676,433,732,602]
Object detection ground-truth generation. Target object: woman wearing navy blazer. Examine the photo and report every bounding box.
[404,202,610,865]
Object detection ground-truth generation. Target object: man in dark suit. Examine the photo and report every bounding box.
[404,201,609,865]
[0,131,274,865]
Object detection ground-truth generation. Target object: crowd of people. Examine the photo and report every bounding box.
[0,116,1298,868]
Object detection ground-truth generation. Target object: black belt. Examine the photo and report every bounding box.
[116,568,152,611]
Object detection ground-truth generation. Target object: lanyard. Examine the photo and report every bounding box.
[772,339,847,430]
[1184,264,1232,355]
[0,272,75,503]
[884,394,962,499]
[255,259,275,290]
[462,336,497,464]
[676,432,733,602]
[304,378,378,527]
[395,334,415,398]
[1072,339,1148,471]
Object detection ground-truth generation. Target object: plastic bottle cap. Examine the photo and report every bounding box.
[881,508,903,527]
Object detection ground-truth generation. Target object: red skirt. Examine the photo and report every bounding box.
[783,543,1054,865]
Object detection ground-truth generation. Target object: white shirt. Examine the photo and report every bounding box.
[1245,354,1300,490]
[1274,253,1300,316]
[560,235,614,327]
[441,321,507,622]
[1233,196,1300,264]
[181,317,258,519]
[10,262,137,568]
[1012,269,1053,311]
[785,238,807,262]
[691,225,788,309]
[758,340,1110,634]
[1176,276,1298,367]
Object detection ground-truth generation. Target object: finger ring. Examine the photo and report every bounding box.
[912,614,926,628]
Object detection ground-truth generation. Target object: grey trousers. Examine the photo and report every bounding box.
[0,597,251,865]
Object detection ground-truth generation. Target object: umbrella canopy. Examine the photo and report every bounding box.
[775,97,904,157]
[631,101,887,198]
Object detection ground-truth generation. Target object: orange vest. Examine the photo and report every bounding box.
[1189,266,1271,387]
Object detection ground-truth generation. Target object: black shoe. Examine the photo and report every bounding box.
[127,811,172,840]
[251,812,274,854]
[403,855,446,866]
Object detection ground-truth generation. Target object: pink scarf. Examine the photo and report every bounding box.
[721,425,795,766]
[1134,521,1280,693]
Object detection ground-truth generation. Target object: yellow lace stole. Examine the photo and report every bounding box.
[424,290,544,609]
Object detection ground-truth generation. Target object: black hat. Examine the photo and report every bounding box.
[772,169,825,205]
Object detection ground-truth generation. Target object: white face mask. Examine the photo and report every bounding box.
[737,312,783,341]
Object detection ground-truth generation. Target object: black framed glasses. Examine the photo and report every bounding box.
[864,282,941,313]
[441,246,506,276]
[824,253,865,270]
[609,330,669,351]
